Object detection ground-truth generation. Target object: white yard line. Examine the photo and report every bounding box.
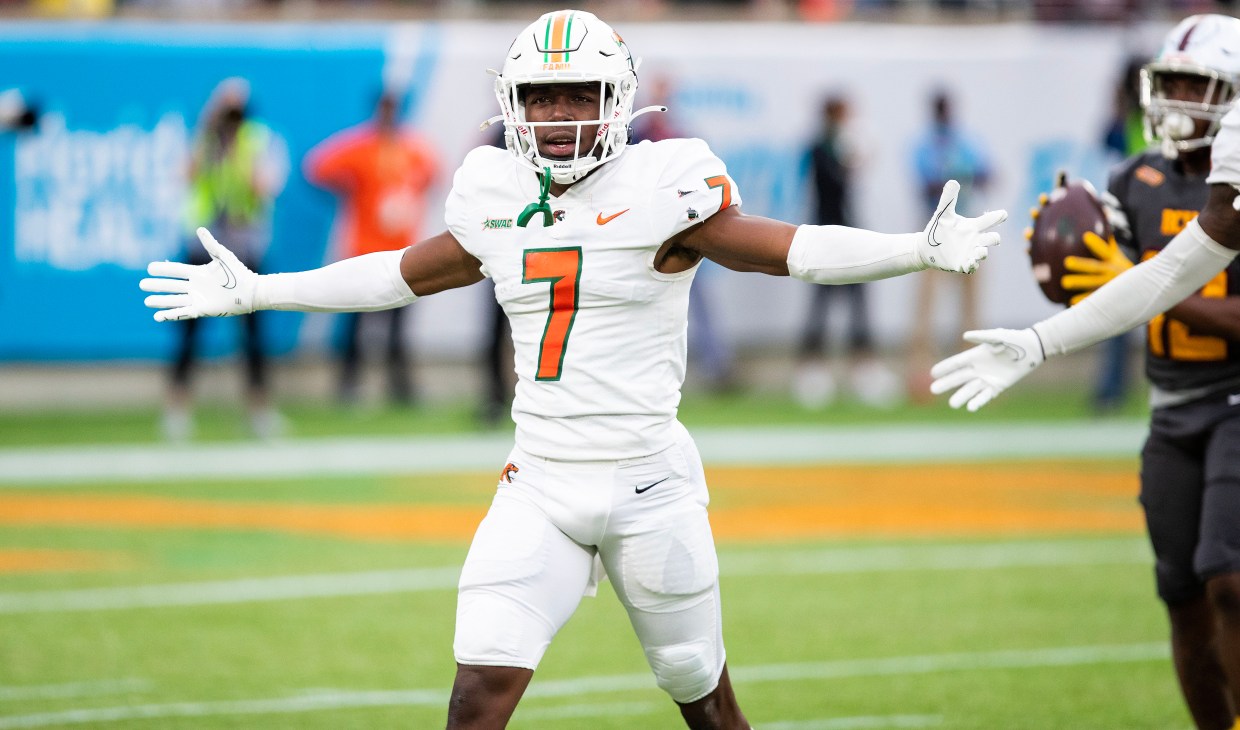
[0,421,1147,486]
[0,643,1167,728]
[0,566,462,614]
[731,643,1169,683]
[518,700,660,720]
[720,537,1151,576]
[762,716,943,730]
[0,538,1147,615]
[0,680,150,703]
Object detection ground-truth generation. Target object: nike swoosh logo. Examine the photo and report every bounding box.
[927,195,955,247]
[214,255,237,290]
[635,477,669,495]
[596,209,630,225]
[1000,342,1028,362]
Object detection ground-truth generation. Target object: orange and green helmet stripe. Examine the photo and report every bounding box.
[542,11,575,64]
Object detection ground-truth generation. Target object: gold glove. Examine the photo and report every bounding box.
[1061,231,1133,305]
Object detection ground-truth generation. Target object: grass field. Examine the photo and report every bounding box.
[0,389,1186,729]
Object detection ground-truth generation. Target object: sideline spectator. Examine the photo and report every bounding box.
[905,88,993,400]
[163,77,287,441]
[793,93,899,408]
[304,91,440,406]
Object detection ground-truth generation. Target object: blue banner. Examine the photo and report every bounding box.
[0,23,439,361]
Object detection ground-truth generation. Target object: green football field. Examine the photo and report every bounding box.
[0,389,1188,729]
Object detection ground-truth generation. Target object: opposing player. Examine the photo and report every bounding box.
[931,14,1240,730]
[141,10,1005,729]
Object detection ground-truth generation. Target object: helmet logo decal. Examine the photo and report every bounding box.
[1178,20,1200,51]
[541,11,579,64]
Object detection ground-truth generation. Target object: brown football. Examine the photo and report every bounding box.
[1027,175,1111,305]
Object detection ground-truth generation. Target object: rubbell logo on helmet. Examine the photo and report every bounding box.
[493,10,641,185]
[1141,14,1240,158]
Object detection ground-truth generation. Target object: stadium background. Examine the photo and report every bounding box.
[0,1,1189,368]
[0,1,1231,728]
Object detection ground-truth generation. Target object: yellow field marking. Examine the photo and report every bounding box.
[706,462,1141,540]
[0,549,131,575]
[0,461,1141,546]
[0,495,481,542]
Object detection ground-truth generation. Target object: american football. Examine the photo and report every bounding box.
[1026,174,1111,305]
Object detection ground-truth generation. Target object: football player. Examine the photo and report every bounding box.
[931,14,1240,730]
[141,10,1005,728]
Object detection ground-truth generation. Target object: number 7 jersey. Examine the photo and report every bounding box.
[446,138,741,460]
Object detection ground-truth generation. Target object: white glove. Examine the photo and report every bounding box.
[140,227,257,322]
[915,180,1006,274]
[929,327,1045,411]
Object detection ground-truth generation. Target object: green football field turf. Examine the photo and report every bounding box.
[0,393,1182,729]
[0,378,1148,447]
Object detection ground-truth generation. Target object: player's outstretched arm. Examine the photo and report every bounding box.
[782,179,1004,283]
[678,180,1005,282]
[931,185,1240,412]
[141,228,482,322]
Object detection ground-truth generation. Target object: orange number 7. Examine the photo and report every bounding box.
[523,247,582,381]
[706,174,732,211]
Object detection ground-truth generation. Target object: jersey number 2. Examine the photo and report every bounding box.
[1142,250,1229,361]
[523,247,582,381]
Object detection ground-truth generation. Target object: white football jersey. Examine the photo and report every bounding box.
[1206,102,1240,186]
[446,139,741,460]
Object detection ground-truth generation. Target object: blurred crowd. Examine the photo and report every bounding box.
[4,0,1236,22]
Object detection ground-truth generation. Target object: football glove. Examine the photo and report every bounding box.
[1061,231,1133,305]
[915,180,1006,275]
[929,327,1045,412]
[140,227,257,322]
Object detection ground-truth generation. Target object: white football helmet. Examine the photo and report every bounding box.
[1142,14,1240,158]
[492,10,647,185]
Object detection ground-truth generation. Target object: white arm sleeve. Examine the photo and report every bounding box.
[786,224,925,284]
[1033,219,1236,356]
[252,249,417,312]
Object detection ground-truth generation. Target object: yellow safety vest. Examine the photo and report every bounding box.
[186,120,271,229]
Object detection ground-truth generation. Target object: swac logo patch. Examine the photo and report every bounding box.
[500,462,520,483]
[483,217,514,230]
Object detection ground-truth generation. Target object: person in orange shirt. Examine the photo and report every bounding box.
[305,92,440,405]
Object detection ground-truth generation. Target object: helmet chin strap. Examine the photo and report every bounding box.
[517,167,554,227]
